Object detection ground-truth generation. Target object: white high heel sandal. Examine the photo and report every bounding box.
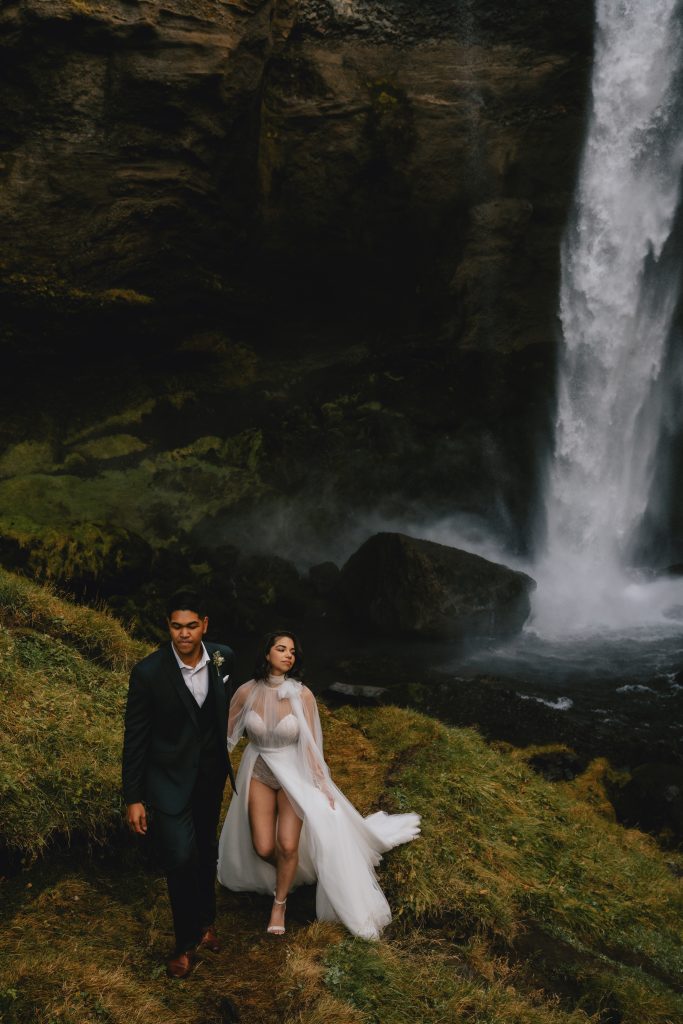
[267,895,287,935]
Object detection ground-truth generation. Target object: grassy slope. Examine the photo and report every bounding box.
[294,708,683,1024]
[0,568,681,1024]
[0,568,146,858]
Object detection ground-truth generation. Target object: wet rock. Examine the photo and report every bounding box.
[102,543,314,643]
[325,681,388,705]
[527,750,585,782]
[609,763,683,847]
[336,532,535,640]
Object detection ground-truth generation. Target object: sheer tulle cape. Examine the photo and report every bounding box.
[217,677,420,940]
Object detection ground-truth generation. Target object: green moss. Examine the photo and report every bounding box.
[0,441,55,479]
[67,0,95,14]
[99,288,154,306]
[75,434,147,461]
[65,400,158,445]
[0,515,143,584]
[369,80,403,109]
[0,429,268,560]
[0,568,144,666]
[177,337,260,388]
[321,394,360,424]
[4,272,153,310]
[365,79,416,160]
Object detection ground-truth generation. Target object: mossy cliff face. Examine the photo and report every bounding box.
[0,0,595,594]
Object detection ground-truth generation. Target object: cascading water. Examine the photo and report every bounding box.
[532,0,683,634]
[441,2,683,748]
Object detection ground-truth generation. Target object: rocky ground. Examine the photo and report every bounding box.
[320,637,683,847]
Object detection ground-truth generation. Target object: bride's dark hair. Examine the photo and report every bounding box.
[254,629,305,682]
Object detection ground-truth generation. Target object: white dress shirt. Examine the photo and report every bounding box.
[172,642,210,707]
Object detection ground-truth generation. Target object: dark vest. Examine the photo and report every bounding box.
[196,683,221,776]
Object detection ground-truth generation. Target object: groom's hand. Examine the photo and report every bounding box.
[127,802,148,835]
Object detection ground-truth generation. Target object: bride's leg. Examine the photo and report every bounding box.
[248,779,278,865]
[269,790,303,931]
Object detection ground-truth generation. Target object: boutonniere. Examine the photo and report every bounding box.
[212,651,225,671]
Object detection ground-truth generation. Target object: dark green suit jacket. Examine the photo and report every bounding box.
[122,641,237,815]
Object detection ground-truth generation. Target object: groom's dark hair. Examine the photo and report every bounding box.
[165,590,208,619]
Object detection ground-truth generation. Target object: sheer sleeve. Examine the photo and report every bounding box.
[301,686,325,758]
[227,681,256,752]
[299,685,335,805]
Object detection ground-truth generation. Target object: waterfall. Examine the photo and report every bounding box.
[532,0,683,633]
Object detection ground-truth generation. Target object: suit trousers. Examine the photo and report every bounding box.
[152,770,225,953]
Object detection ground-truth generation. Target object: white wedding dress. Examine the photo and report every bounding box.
[216,676,420,940]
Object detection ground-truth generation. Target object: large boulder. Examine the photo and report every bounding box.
[336,532,535,639]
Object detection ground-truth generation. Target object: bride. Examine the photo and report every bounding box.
[217,631,420,939]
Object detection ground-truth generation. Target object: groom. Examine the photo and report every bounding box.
[122,591,237,979]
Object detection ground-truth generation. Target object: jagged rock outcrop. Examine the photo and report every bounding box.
[336,531,535,638]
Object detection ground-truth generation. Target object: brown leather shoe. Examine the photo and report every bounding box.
[167,950,195,979]
[198,925,221,953]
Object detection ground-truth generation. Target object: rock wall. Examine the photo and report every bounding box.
[0,0,596,612]
[0,0,592,324]
[0,0,296,300]
[256,0,593,343]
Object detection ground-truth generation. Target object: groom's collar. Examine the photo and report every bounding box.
[170,641,210,673]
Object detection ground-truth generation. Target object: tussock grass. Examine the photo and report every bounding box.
[0,566,145,669]
[317,702,390,814]
[1,575,682,1022]
[347,707,682,948]
[0,568,147,858]
[562,756,629,820]
[286,933,597,1024]
[305,706,683,1024]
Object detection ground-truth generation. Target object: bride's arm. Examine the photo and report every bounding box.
[227,681,252,751]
